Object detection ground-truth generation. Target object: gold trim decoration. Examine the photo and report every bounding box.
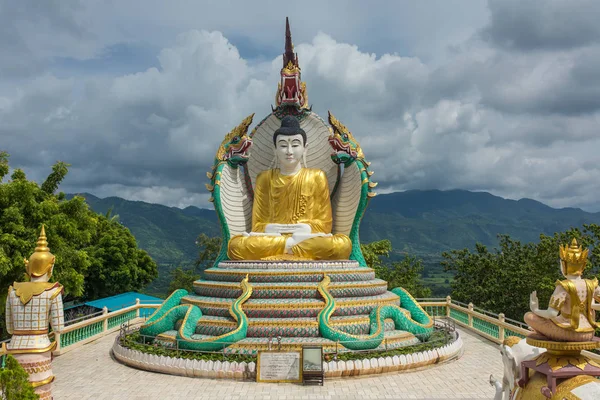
[526,336,600,352]
[206,268,373,276]
[12,282,62,305]
[177,276,252,344]
[12,329,49,335]
[31,375,55,388]
[554,374,600,399]
[503,336,522,348]
[7,341,57,355]
[193,281,387,291]
[183,294,400,310]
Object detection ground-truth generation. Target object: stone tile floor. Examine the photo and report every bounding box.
[52,327,503,400]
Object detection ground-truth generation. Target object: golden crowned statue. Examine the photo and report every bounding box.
[525,238,600,342]
[5,226,64,399]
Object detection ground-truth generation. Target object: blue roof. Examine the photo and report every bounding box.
[84,292,163,312]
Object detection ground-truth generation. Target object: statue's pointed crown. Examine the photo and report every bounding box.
[23,225,55,278]
[559,238,588,275]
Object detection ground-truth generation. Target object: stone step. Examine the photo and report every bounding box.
[153,329,420,355]
[203,267,375,283]
[181,291,400,318]
[189,314,408,337]
[192,279,388,299]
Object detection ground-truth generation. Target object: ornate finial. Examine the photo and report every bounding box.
[24,225,55,278]
[559,238,588,276]
[283,17,296,68]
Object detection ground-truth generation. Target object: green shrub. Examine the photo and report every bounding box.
[0,354,39,400]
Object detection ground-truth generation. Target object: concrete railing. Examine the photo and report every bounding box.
[418,296,529,344]
[51,299,160,355]
[1,295,579,358]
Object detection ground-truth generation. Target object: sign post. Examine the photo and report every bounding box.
[302,346,324,385]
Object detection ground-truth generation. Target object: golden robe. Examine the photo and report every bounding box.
[227,168,352,260]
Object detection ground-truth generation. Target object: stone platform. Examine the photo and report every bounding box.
[52,327,503,399]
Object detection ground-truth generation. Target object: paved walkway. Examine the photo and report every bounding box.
[52,328,503,399]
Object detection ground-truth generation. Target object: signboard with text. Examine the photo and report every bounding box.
[257,351,302,383]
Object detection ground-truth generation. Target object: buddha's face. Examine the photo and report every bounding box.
[275,134,306,168]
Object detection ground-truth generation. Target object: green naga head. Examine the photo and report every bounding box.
[214,114,254,168]
[328,111,364,166]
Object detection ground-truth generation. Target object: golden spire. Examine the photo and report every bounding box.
[559,238,588,276]
[23,225,55,278]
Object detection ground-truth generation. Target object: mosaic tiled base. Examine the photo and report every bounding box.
[153,260,429,356]
[193,316,400,338]
[204,268,376,283]
[181,291,401,318]
[193,279,388,299]
[217,260,360,269]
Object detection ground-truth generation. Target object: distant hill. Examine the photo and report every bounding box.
[70,190,600,265]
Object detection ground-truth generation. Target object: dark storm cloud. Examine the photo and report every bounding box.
[482,0,600,51]
[1,0,600,212]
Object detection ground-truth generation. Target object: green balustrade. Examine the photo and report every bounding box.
[423,305,446,317]
[108,310,137,329]
[60,321,104,348]
[449,308,469,325]
[472,316,500,339]
[504,328,526,339]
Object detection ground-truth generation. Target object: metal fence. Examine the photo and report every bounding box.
[116,317,458,362]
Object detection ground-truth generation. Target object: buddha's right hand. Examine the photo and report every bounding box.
[265,223,311,234]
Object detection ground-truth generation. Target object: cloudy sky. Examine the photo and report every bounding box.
[2,0,600,212]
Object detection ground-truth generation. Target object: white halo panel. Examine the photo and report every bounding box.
[332,163,362,236]
[247,113,339,194]
[218,164,252,237]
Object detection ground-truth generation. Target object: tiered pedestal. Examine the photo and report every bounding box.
[157,260,420,354]
[519,335,600,398]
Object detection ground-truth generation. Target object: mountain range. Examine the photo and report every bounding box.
[72,190,600,264]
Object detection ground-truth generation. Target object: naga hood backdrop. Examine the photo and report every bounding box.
[1,0,600,212]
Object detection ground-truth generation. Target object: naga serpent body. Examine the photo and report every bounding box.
[139,276,253,351]
[318,275,433,350]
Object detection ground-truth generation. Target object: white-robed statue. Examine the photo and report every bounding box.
[5,225,64,399]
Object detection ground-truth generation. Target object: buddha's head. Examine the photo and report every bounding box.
[273,115,307,169]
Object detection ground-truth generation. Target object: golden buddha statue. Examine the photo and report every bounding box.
[525,238,600,342]
[227,116,352,260]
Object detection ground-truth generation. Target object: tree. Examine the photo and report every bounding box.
[0,152,158,325]
[195,234,221,271]
[0,354,39,400]
[168,267,200,295]
[442,225,600,321]
[361,239,431,298]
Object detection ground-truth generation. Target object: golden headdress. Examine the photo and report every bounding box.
[559,238,588,276]
[23,225,55,278]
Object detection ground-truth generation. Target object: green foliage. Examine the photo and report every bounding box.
[194,233,221,272]
[40,161,69,195]
[442,224,600,321]
[168,267,200,295]
[361,240,431,298]
[0,152,158,306]
[0,355,39,400]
